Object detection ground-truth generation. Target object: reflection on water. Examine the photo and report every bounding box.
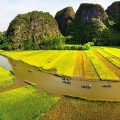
[0,55,13,71]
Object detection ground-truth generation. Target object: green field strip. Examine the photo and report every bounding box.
[0,67,14,87]
[52,51,77,77]
[102,47,120,59]
[85,51,119,81]
[83,52,100,80]
[44,51,68,70]
[0,86,59,120]
[0,50,42,60]
[94,51,120,79]
[97,49,120,68]
[73,51,84,80]
[21,51,65,68]
[102,48,120,60]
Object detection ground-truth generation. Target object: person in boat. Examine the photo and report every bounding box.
[81,84,91,89]
[62,76,71,84]
[102,84,112,88]
[28,69,32,73]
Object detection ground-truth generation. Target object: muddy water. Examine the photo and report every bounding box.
[0,56,120,101]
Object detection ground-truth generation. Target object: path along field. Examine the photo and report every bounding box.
[0,47,120,81]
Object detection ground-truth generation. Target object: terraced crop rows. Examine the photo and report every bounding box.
[73,51,83,80]
[97,49,120,68]
[102,47,120,59]
[83,52,100,80]
[1,48,120,81]
[85,51,119,81]
[94,51,120,79]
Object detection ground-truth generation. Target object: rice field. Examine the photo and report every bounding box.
[43,97,120,120]
[1,47,120,81]
[0,67,14,87]
[0,85,59,120]
[97,49,120,68]
[85,51,119,81]
[0,47,120,120]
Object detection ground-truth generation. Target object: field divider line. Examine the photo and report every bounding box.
[84,51,101,81]
[96,50,120,70]
[101,48,120,62]
[94,50,120,79]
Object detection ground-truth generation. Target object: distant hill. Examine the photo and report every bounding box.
[6,11,64,50]
[55,6,75,36]
[0,1,120,50]
[55,2,120,45]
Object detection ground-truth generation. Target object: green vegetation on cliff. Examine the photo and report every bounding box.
[55,7,75,36]
[6,11,64,50]
[0,2,119,50]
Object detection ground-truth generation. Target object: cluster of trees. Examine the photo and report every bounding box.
[0,33,65,50]
[55,2,120,46]
[67,18,120,46]
[0,32,12,50]
[64,42,94,50]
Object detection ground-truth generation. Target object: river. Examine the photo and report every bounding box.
[0,55,120,101]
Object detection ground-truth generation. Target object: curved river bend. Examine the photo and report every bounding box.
[0,55,120,101]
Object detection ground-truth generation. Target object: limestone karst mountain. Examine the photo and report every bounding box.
[55,6,75,35]
[6,11,63,50]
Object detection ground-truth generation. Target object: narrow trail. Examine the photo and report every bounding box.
[94,51,120,79]
[1,57,120,101]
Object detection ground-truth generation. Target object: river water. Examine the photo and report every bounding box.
[0,55,13,71]
[0,55,120,101]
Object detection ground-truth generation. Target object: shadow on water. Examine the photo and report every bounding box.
[0,55,120,101]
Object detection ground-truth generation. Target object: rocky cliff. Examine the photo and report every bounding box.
[55,7,75,35]
[66,3,108,44]
[75,3,108,24]
[7,11,62,50]
[106,1,120,20]
[106,1,120,31]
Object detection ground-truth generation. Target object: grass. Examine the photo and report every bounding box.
[85,51,119,81]
[0,67,14,87]
[43,97,120,120]
[0,85,59,120]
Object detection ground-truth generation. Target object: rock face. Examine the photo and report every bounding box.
[106,1,120,20]
[7,11,62,50]
[55,7,75,35]
[75,3,108,24]
[66,3,110,44]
